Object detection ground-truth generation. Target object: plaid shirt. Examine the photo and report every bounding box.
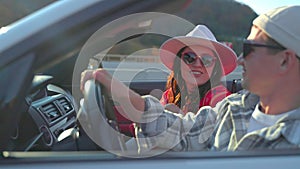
[135,90,300,152]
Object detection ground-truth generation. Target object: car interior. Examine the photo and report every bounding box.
[0,35,243,153]
[6,1,296,168]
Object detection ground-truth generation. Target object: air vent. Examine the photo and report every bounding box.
[40,102,61,123]
[57,97,73,114]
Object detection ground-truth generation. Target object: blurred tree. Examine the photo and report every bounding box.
[177,0,257,54]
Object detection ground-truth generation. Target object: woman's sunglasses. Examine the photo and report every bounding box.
[182,52,216,67]
[243,39,286,57]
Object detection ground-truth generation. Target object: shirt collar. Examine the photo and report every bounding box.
[255,106,300,145]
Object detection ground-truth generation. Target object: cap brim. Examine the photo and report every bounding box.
[159,36,237,75]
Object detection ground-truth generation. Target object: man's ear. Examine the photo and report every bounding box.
[279,49,297,72]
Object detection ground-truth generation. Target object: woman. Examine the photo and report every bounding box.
[80,25,237,136]
[159,25,237,114]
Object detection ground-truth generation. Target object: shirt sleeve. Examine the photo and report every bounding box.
[135,95,218,152]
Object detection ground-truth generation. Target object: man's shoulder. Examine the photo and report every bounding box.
[219,89,259,110]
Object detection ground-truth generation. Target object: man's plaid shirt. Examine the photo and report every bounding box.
[135,90,300,152]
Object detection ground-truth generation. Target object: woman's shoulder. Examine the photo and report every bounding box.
[160,88,172,105]
[200,85,232,107]
[209,85,231,94]
[224,89,259,109]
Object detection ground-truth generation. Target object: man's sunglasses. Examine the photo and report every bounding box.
[182,52,216,67]
[243,39,286,57]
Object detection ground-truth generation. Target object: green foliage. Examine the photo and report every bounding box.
[110,0,258,55]
[177,0,258,54]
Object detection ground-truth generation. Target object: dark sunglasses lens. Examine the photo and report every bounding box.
[183,52,196,64]
[201,55,215,67]
[183,53,215,67]
[243,43,253,57]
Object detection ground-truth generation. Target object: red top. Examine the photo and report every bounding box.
[160,85,231,113]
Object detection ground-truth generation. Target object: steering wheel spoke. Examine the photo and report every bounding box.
[78,80,127,153]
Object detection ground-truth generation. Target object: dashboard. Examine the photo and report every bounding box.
[11,75,78,151]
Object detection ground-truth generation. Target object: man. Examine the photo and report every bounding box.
[81,5,300,152]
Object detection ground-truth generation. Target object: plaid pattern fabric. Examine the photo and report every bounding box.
[135,90,300,152]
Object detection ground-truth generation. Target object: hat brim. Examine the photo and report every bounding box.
[159,36,237,75]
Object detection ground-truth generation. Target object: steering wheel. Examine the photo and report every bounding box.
[78,79,127,153]
[95,81,117,122]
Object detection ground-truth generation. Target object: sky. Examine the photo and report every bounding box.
[235,0,300,14]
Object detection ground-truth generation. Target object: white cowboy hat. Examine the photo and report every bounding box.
[159,25,237,75]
